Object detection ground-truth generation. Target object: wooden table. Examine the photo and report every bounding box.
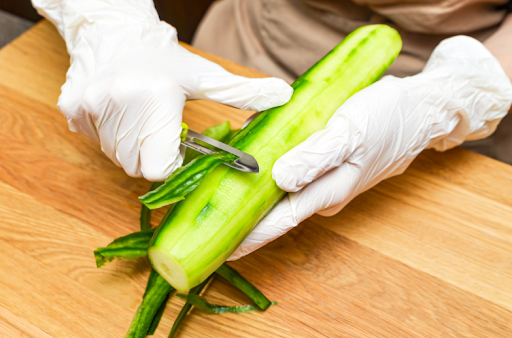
[1,21,512,338]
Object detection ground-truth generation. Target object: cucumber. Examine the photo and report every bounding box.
[147,25,402,291]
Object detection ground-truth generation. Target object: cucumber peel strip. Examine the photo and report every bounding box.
[139,153,234,210]
[97,202,178,267]
[215,264,272,310]
[168,275,213,338]
[93,229,155,268]
[176,293,274,314]
[125,269,174,338]
[146,292,170,336]
[140,182,164,231]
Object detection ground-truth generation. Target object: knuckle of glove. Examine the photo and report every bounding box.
[272,157,311,193]
[58,81,101,142]
[57,87,81,121]
[244,78,293,112]
[272,113,362,193]
[142,151,184,182]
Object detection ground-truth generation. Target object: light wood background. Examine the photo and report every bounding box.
[1,20,512,338]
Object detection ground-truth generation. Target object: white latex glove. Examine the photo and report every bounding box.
[32,0,292,180]
[230,36,512,260]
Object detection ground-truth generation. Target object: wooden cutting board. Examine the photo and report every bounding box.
[1,20,512,338]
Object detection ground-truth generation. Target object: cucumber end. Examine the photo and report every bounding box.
[148,247,190,292]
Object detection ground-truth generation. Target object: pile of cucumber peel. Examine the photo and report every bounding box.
[93,25,402,337]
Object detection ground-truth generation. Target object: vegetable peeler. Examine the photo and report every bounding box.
[181,112,261,174]
[181,131,259,173]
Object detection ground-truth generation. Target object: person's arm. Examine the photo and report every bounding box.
[31,0,292,180]
[485,14,512,81]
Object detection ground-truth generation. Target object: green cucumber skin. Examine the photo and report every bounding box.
[216,264,272,310]
[146,292,170,335]
[94,229,156,267]
[140,181,164,231]
[140,120,239,210]
[168,275,212,338]
[149,25,402,290]
[176,293,260,314]
[125,270,173,338]
[140,153,231,209]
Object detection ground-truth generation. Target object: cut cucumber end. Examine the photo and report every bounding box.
[148,247,190,292]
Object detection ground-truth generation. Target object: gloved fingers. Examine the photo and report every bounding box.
[108,78,186,179]
[137,109,185,181]
[179,49,293,112]
[228,195,296,261]
[272,112,363,192]
[137,92,186,181]
[57,54,101,144]
[292,162,363,219]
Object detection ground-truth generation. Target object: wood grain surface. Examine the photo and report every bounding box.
[1,20,512,338]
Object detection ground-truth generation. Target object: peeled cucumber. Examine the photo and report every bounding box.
[146,25,402,291]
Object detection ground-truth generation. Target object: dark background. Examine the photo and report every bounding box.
[0,0,216,43]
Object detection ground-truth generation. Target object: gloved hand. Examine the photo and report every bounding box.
[32,0,292,180]
[230,36,512,260]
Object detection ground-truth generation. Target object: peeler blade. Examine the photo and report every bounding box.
[181,130,259,174]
